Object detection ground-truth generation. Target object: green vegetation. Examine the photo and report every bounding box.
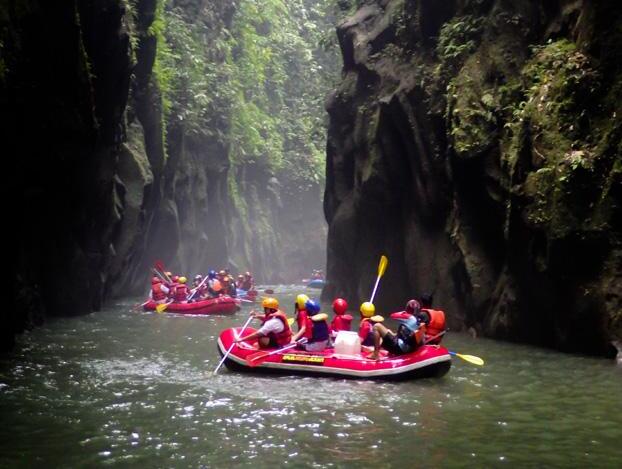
[437,15,484,75]
[154,0,340,190]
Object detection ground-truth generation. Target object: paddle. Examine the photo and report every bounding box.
[213,314,255,374]
[369,255,388,303]
[154,260,172,283]
[449,351,484,366]
[245,339,308,367]
[187,275,209,301]
[132,300,150,312]
[156,300,173,313]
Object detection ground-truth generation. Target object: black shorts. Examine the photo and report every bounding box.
[381,333,414,355]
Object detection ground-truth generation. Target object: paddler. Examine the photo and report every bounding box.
[369,300,425,360]
[192,275,208,300]
[415,295,447,344]
[234,297,292,349]
[172,276,190,303]
[207,270,222,298]
[330,298,352,336]
[291,294,312,343]
[149,276,169,304]
[241,272,254,290]
[358,302,383,349]
[299,300,330,352]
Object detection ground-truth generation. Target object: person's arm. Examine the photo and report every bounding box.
[291,324,306,342]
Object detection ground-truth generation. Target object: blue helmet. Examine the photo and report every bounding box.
[208,270,217,279]
[305,299,321,314]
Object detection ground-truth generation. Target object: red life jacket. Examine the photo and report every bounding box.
[262,310,292,346]
[151,283,167,301]
[331,314,352,333]
[174,284,189,302]
[296,310,314,339]
[358,318,374,346]
[422,309,446,344]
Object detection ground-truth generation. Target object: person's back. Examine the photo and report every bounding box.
[173,277,189,303]
[358,302,376,347]
[331,298,352,335]
[303,300,329,352]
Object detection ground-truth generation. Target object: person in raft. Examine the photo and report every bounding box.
[298,299,330,352]
[207,270,222,298]
[292,294,312,343]
[241,272,254,290]
[172,276,190,303]
[414,294,447,344]
[234,297,292,349]
[330,298,352,337]
[358,302,384,349]
[150,276,170,304]
[369,300,426,360]
[191,274,208,300]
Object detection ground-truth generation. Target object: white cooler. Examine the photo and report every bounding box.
[333,331,361,355]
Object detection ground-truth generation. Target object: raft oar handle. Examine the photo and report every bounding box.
[213,315,255,374]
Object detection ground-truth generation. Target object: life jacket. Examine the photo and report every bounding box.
[422,309,446,344]
[151,283,167,301]
[331,314,352,333]
[209,279,222,294]
[397,321,426,350]
[174,284,189,302]
[296,310,314,340]
[310,319,329,343]
[167,282,178,298]
[241,279,253,290]
[262,310,292,346]
[358,318,374,346]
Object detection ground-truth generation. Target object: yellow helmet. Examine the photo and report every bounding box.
[296,294,310,309]
[360,302,375,318]
[178,276,187,284]
[262,297,279,310]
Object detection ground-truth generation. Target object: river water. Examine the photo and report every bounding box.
[1,285,621,467]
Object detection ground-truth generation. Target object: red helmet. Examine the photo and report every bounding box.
[151,276,160,284]
[406,299,421,314]
[332,298,348,315]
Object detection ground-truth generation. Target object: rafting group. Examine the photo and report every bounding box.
[149,269,255,304]
[235,293,445,359]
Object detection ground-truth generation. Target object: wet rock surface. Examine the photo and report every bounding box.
[324,0,622,356]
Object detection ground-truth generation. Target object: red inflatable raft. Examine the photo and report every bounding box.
[216,327,451,380]
[143,296,240,315]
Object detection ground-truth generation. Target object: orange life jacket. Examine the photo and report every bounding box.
[174,284,189,302]
[262,310,292,346]
[422,309,446,344]
[151,283,167,301]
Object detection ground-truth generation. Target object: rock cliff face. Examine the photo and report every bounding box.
[324,0,622,356]
[1,0,327,350]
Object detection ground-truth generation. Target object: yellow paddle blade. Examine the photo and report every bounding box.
[287,317,295,326]
[156,302,169,313]
[450,352,484,366]
[378,255,388,278]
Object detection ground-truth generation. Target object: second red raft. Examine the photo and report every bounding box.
[143,296,240,315]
